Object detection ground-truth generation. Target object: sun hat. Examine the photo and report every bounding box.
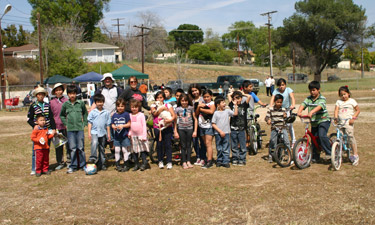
[101,73,115,82]
[33,86,48,96]
[52,83,64,95]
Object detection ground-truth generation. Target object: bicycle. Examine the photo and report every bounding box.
[246,105,267,155]
[292,116,331,169]
[273,110,297,167]
[330,118,352,171]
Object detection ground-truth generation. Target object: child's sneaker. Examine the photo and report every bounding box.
[349,155,355,163]
[35,173,42,177]
[167,162,172,170]
[158,161,164,169]
[173,154,181,161]
[352,155,359,166]
[67,168,74,174]
[30,171,36,176]
[232,160,238,166]
[201,160,213,169]
[194,158,201,165]
[199,160,206,167]
[268,154,273,163]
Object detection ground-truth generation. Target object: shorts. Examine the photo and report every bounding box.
[342,123,356,145]
[200,127,214,136]
[114,137,131,147]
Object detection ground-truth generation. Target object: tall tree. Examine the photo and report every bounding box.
[169,24,204,52]
[28,0,110,41]
[280,0,367,81]
[2,25,29,47]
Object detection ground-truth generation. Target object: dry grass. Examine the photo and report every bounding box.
[1,90,375,224]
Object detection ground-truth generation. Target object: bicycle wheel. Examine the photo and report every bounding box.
[293,138,312,169]
[148,138,158,163]
[331,141,342,171]
[274,143,292,167]
[249,127,258,155]
[329,133,337,145]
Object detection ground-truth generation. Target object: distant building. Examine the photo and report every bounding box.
[4,44,38,59]
[155,53,177,60]
[337,60,351,69]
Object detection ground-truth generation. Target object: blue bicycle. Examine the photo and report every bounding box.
[330,118,352,171]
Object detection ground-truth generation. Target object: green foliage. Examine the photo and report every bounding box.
[169,24,204,51]
[86,62,118,74]
[46,47,87,78]
[280,0,367,81]
[2,25,29,47]
[187,40,235,63]
[92,27,110,43]
[28,0,110,41]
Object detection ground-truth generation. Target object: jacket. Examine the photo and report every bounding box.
[60,100,88,131]
[31,127,54,150]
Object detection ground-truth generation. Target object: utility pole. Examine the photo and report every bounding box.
[261,10,277,77]
[292,49,296,83]
[237,33,240,66]
[134,24,150,73]
[37,12,44,86]
[111,18,125,42]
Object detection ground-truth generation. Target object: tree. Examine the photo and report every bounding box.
[169,24,204,51]
[28,0,110,41]
[2,25,29,47]
[280,0,367,81]
[187,40,235,63]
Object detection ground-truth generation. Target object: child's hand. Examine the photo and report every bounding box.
[174,132,179,139]
[220,131,225,138]
[267,120,271,125]
[283,113,287,118]
[349,119,355,125]
[297,112,302,117]
[39,137,45,145]
[164,118,173,124]
[198,103,206,108]
[232,100,237,105]
[192,132,197,138]
[307,112,313,118]
[88,133,92,140]
[107,134,111,142]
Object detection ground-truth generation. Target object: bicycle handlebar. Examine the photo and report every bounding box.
[331,118,351,127]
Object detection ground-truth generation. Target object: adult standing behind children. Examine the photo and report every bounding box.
[269,78,296,146]
[119,76,150,113]
[270,76,275,94]
[60,85,88,174]
[50,83,70,170]
[265,76,272,96]
[223,79,230,99]
[27,86,56,176]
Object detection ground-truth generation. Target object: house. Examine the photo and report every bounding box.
[155,53,177,60]
[337,60,351,69]
[4,44,39,59]
[4,42,122,63]
[76,42,122,63]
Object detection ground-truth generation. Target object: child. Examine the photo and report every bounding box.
[265,94,289,163]
[218,85,223,97]
[50,83,69,170]
[88,94,111,171]
[129,99,150,171]
[111,98,131,172]
[175,89,184,102]
[297,81,331,162]
[164,87,177,109]
[151,91,176,169]
[212,97,237,168]
[174,93,198,169]
[196,89,216,169]
[188,84,206,166]
[228,91,251,165]
[60,85,88,174]
[30,115,55,177]
[334,86,360,166]
[228,85,234,95]
[27,86,56,175]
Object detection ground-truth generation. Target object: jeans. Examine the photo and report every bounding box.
[89,134,106,168]
[55,129,70,165]
[154,126,173,163]
[67,130,86,169]
[231,130,247,162]
[269,129,290,155]
[311,121,331,160]
[215,133,230,164]
[193,126,206,160]
[178,128,193,163]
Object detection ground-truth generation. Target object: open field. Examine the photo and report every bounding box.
[1,89,375,224]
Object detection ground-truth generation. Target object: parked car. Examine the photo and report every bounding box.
[287,73,308,83]
[165,80,190,92]
[328,74,341,82]
[198,75,260,95]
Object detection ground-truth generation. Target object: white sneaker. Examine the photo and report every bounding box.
[352,155,359,166]
[158,161,164,169]
[194,159,201,165]
[30,171,36,176]
[167,162,172,170]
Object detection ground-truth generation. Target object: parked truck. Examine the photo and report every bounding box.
[198,75,260,95]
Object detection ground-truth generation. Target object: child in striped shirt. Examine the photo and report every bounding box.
[265,94,289,162]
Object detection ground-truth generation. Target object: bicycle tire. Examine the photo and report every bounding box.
[293,138,312,169]
[331,141,342,171]
[249,127,258,155]
[329,133,337,145]
[149,138,158,163]
[274,143,292,167]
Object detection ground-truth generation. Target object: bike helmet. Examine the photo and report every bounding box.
[285,113,297,123]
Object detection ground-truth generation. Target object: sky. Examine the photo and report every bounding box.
[1,0,375,37]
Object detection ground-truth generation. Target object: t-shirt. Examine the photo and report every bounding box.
[165,97,177,110]
[336,98,358,120]
[301,94,330,127]
[229,101,248,130]
[175,106,195,130]
[265,106,287,130]
[88,108,111,137]
[272,87,293,109]
[212,109,234,134]
[265,78,272,87]
[198,101,214,129]
[111,111,131,140]
[98,86,119,114]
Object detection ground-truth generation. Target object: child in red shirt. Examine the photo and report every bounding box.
[30,115,55,177]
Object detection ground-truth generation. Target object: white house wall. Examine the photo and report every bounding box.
[82,49,116,63]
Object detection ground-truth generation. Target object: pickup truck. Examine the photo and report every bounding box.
[198,75,260,95]
[165,80,190,92]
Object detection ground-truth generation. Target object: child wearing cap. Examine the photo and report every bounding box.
[50,83,70,170]
[27,86,56,175]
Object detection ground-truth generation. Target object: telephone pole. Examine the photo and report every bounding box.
[133,24,150,73]
[112,18,125,42]
[261,10,277,77]
[37,12,44,86]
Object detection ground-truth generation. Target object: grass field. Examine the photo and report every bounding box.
[1,89,375,224]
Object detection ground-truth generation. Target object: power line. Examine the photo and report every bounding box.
[133,24,150,74]
[111,18,125,41]
[261,10,277,77]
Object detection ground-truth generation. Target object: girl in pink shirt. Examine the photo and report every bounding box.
[128,99,150,171]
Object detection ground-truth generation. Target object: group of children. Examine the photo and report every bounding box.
[27,78,360,177]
